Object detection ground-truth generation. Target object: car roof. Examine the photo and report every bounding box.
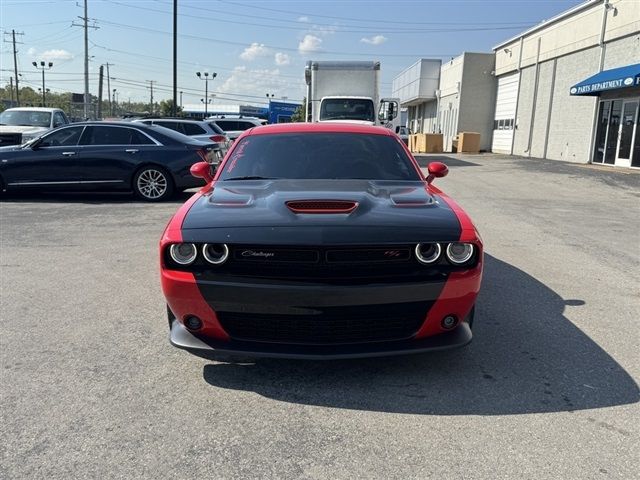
[5,107,63,113]
[209,116,263,121]
[73,121,156,127]
[138,118,205,123]
[65,121,207,143]
[245,122,395,136]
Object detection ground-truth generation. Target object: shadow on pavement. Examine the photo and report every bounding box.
[0,190,196,204]
[202,254,639,415]
[414,155,480,168]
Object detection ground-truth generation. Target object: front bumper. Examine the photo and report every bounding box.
[169,317,472,360]
[162,266,481,359]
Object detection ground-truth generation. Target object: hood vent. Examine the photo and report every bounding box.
[286,200,358,214]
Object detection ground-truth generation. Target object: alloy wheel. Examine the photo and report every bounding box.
[136,168,168,200]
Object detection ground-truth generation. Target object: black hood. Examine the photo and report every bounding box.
[181,179,461,245]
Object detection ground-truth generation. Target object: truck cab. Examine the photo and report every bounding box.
[305,61,400,130]
[319,96,376,123]
[0,107,70,146]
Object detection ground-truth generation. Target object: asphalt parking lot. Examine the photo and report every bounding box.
[1,153,638,479]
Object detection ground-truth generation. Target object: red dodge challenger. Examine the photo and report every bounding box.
[161,123,483,359]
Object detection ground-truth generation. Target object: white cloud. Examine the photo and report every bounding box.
[27,47,37,56]
[219,66,295,101]
[311,24,338,36]
[297,16,310,22]
[298,34,322,54]
[239,42,270,61]
[274,52,291,66]
[41,49,74,60]
[360,35,388,45]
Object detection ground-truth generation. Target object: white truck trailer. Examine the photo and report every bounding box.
[304,61,399,130]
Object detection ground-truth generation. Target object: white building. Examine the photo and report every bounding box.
[392,59,441,135]
[492,0,640,168]
[392,54,497,151]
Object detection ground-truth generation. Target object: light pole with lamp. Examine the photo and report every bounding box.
[266,93,275,123]
[200,98,212,118]
[196,71,217,117]
[38,88,51,106]
[33,61,53,107]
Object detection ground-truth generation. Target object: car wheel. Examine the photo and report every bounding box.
[133,166,174,201]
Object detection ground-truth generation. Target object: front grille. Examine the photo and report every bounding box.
[217,302,429,345]
[192,244,456,285]
[0,133,22,146]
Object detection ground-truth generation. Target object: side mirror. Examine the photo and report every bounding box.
[387,102,395,121]
[190,161,215,183]
[378,100,399,122]
[426,162,448,184]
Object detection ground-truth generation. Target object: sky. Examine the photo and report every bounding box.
[1,0,581,108]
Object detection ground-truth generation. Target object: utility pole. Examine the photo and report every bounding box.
[83,0,89,118]
[105,63,113,115]
[97,65,104,118]
[3,30,24,106]
[9,77,14,105]
[172,0,177,116]
[72,1,98,119]
[147,80,155,115]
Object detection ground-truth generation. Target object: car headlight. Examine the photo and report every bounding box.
[445,242,474,264]
[202,243,229,265]
[169,243,197,265]
[415,243,441,264]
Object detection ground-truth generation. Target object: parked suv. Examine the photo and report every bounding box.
[133,118,230,154]
[0,107,70,146]
[207,115,267,140]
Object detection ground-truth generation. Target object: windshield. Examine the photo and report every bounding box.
[0,110,51,127]
[219,132,420,181]
[320,99,375,122]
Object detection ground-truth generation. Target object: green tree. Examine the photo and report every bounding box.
[290,98,307,123]
[159,99,182,117]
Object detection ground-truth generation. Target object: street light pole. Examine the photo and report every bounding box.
[196,71,217,118]
[32,61,53,107]
[266,93,274,123]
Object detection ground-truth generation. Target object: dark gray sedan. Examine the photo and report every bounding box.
[0,122,219,201]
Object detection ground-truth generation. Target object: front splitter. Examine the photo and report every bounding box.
[169,319,472,360]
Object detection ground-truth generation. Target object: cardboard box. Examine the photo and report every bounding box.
[457,132,481,153]
[410,133,443,153]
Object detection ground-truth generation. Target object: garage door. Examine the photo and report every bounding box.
[491,72,520,154]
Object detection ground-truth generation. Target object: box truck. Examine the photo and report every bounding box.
[304,61,399,130]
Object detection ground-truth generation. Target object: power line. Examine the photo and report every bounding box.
[214,0,539,27]
[103,0,534,34]
[95,19,459,57]
[89,41,303,80]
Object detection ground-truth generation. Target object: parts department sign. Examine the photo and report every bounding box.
[570,77,636,95]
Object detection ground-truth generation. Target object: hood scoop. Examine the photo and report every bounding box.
[286,200,358,214]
